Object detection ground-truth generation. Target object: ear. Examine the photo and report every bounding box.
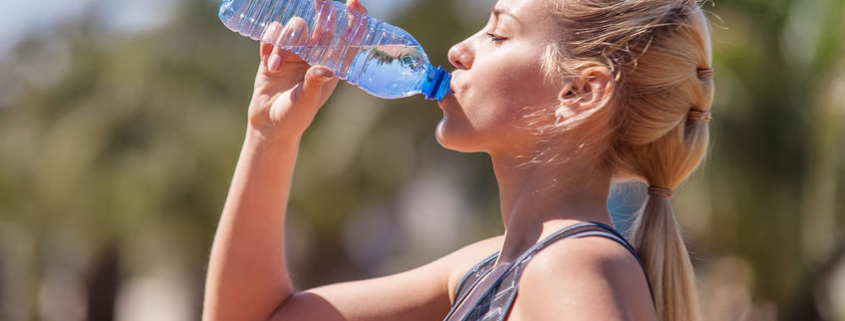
[555,66,614,123]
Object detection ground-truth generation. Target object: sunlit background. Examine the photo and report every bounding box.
[0,0,843,320]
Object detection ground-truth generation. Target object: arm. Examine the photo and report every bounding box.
[204,107,492,321]
[204,109,498,321]
[202,39,337,321]
[203,2,478,320]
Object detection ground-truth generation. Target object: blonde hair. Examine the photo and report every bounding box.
[543,0,714,320]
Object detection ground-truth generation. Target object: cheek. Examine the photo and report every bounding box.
[468,64,552,123]
[505,65,554,103]
[477,54,550,101]
[438,49,557,151]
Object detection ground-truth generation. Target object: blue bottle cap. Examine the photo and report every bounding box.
[422,66,452,101]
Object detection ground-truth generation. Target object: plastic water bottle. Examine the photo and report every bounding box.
[218,0,452,101]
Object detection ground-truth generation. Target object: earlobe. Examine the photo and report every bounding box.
[554,105,578,125]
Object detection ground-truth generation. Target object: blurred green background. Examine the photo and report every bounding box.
[0,0,843,320]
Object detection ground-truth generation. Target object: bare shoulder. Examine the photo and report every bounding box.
[273,235,504,321]
[509,236,657,321]
[439,234,504,302]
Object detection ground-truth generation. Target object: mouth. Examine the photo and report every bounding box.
[438,91,456,109]
[449,81,458,94]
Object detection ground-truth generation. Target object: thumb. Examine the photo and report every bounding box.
[291,66,336,107]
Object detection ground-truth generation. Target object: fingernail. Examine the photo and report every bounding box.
[316,68,333,80]
[268,54,282,72]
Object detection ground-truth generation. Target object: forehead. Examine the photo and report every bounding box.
[493,0,553,22]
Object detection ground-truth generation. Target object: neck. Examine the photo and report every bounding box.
[489,150,613,264]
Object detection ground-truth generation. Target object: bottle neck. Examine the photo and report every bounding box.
[421,65,452,101]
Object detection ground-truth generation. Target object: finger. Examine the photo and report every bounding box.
[292,66,336,107]
[326,6,365,76]
[267,45,292,73]
[279,18,310,55]
[311,0,337,46]
[261,21,283,45]
[260,42,274,62]
[257,17,309,69]
[347,0,368,15]
[259,22,283,65]
[344,0,369,45]
[346,8,368,45]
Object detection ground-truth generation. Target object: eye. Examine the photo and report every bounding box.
[486,32,507,43]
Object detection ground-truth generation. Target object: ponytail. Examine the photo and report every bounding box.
[615,108,710,321]
[629,189,701,321]
[544,1,714,319]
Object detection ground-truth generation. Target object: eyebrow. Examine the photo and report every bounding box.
[492,6,521,24]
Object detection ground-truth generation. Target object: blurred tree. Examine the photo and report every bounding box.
[0,0,842,320]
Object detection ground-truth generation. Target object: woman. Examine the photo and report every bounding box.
[203,0,714,320]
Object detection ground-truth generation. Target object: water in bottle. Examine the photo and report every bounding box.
[218,0,452,101]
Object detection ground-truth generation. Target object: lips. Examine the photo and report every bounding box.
[448,71,463,94]
[439,74,460,109]
[438,91,456,109]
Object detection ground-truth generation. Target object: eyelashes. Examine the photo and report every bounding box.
[486,32,507,43]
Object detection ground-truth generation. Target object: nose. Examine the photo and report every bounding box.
[448,40,473,70]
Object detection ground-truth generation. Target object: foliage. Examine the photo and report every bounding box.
[0,0,842,320]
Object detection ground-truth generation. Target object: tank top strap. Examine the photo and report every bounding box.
[516,221,655,304]
[527,222,624,257]
[453,252,499,305]
[447,222,654,321]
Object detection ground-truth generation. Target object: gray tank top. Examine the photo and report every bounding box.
[442,222,653,321]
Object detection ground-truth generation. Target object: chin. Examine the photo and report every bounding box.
[435,117,485,153]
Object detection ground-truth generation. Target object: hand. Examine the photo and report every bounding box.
[247,0,369,141]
